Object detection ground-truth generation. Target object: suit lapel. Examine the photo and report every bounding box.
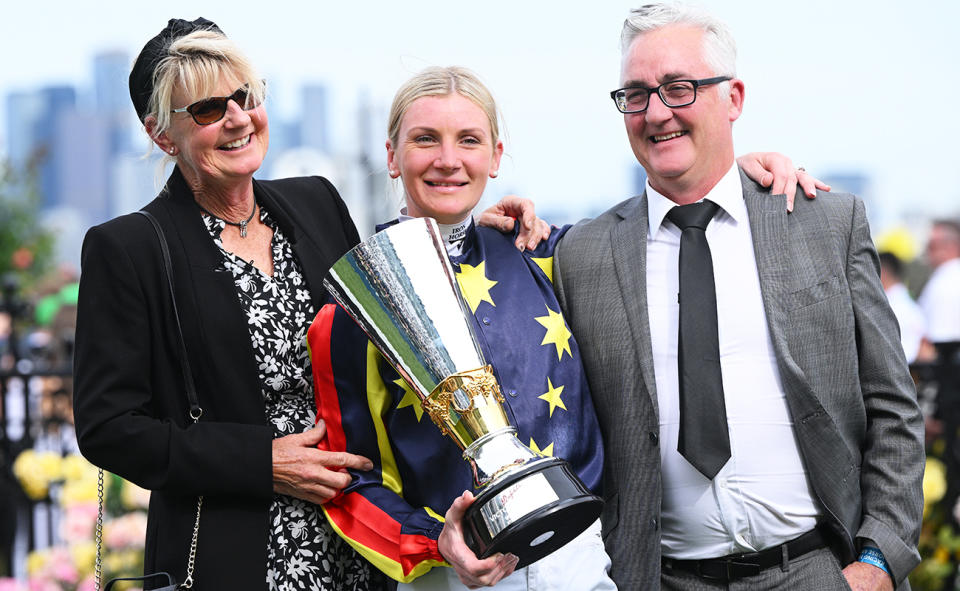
[294,240,332,310]
[255,179,335,311]
[610,194,659,416]
[740,169,820,416]
[741,170,791,360]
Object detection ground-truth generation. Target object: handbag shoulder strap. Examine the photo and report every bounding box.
[134,210,202,420]
[95,209,207,591]
[95,210,204,590]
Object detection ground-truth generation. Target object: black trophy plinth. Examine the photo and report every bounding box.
[462,457,602,569]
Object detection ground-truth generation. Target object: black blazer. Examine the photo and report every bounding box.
[73,167,361,587]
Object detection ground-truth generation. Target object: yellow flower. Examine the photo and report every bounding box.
[102,548,145,585]
[935,545,951,564]
[103,552,127,576]
[26,548,48,575]
[109,579,140,591]
[61,477,98,505]
[13,450,63,500]
[12,449,36,474]
[70,541,97,576]
[18,474,49,500]
[924,458,948,509]
[35,451,63,480]
[119,548,142,570]
[62,454,97,482]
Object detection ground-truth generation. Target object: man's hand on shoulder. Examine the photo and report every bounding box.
[477,195,551,251]
[736,151,831,212]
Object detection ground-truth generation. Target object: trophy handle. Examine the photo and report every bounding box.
[422,366,511,450]
[420,365,540,488]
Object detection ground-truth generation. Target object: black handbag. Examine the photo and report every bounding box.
[104,573,178,591]
[94,210,204,591]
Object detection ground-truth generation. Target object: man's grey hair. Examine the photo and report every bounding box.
[621,3,738,78]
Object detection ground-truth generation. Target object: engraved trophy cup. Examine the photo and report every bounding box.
[323,217,601,568]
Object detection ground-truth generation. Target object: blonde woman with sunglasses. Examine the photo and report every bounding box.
[73,16,552,589]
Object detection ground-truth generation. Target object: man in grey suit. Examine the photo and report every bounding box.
[553,4,924,590]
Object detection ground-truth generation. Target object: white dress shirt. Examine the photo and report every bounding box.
[646,165,819,559]
[918,258,960,343]
[884,282,926,363]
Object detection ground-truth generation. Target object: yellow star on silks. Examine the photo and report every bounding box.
[529,437,555,457]
[530,256,554,283]
[456,261,498,313]
[538,377,567,417]
[534,306,573,360]
[394,378,424,422]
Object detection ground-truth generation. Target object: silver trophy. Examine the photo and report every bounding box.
[324,217,601,568]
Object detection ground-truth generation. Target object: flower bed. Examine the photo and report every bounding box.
[3,452,149,590]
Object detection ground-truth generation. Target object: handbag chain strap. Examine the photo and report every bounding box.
[93,210,205,591]
[94,468,104,589]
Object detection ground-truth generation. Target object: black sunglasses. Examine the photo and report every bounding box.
[171,82,264,125]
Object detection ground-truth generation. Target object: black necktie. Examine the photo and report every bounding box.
[666,201,730,479]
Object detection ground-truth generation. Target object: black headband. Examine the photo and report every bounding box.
[128,17,224,121]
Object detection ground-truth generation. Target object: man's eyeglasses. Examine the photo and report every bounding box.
[171,81,265,125]
[609,76,731,114]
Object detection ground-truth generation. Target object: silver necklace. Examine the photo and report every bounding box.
[197,200,257,238]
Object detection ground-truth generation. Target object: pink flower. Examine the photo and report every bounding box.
[103,512,147,550]
[61,502,98,543]
[50,561,78,584]
[0,578,27,591]
[26,580,59,591]
[41,547,78,584]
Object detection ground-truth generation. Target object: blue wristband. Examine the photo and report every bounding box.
[858,546,890,574]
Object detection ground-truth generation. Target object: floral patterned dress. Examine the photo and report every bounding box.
[203,207,385,591]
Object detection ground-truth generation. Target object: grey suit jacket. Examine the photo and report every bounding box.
[553,168,924,589]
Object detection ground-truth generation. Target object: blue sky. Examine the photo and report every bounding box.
[2,0,958,228]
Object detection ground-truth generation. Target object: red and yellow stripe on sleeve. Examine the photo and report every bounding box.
[309,304,448,582]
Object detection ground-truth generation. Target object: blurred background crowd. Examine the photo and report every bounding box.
[1,178,153,590]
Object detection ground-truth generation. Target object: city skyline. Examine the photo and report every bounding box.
[4,56,404,270]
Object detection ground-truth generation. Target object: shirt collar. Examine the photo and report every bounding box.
[398,209,474,257]
[646,163,745,237]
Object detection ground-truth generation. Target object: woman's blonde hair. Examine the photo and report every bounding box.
[145,30,265,161]
[387,66,500,147]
